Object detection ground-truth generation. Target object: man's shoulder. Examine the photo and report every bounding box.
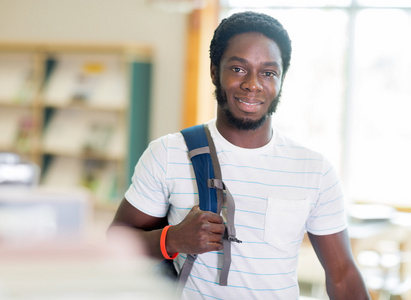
[144,131,188,165]
[149,131,185,148]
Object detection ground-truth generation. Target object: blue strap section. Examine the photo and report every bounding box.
[181,125,217,213]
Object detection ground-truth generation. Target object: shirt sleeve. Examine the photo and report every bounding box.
[306,158,348,236]
[124,136,170,218]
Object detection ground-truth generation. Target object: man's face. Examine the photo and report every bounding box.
[211,32,283,131]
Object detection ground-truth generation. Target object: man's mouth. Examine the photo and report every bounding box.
[235,97,262,106]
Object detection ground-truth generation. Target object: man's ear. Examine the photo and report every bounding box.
[210,63,218,86]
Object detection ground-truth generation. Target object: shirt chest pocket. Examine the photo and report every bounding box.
[264,197,309,251]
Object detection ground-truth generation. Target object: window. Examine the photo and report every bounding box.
[220,1,411,208]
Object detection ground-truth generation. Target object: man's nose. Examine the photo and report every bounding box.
[240,72,262,92]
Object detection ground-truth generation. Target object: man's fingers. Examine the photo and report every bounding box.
[204,211,224,224]
[208,222,225,235]
[191,205,224,224]
[206,241,224,251]
[209,231,224,243]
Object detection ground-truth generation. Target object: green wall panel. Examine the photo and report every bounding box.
[128,61,152,183]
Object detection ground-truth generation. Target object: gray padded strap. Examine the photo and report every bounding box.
[224,189,241,243]
[188,146,210,159]
[204,125,241,287]
[204,126,224,214]
[207,178,224,190]
[177,254,197,293]
[219,236,231,286]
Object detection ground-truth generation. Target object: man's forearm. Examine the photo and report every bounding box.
[325,266,370,300]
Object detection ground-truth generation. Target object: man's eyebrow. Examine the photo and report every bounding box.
[263,61,281,68]
[227,56,281,68]
[227,56,248,64]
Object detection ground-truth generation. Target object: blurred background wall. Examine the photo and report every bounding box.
[0,0,187,140]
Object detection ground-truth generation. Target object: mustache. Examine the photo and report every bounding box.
[214,79,282,131]
[214,78,282,115]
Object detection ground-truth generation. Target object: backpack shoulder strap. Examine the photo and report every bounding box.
[181,124,218,213]
[178,124,241,291]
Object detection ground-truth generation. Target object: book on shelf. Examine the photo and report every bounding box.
[0,107,33,151]
[42,157,120,203]
[42,109,125,159]
[0,53,36,104]
[43,54,127,110]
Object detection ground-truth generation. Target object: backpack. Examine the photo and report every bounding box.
[177,124,241,289]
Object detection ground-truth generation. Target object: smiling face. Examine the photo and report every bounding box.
[211,32,283,131]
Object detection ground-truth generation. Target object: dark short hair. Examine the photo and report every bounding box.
[210,11,292,77]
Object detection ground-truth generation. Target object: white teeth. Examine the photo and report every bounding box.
[238,99,259,106]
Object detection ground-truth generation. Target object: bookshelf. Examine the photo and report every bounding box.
[0,42,152,209]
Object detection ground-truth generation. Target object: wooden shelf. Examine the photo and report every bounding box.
[43,102,127,112]
[41,150,125,162]
[0,42,152,207]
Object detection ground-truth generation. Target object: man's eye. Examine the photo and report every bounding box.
[233,67,243,73]
[264,71,276,77]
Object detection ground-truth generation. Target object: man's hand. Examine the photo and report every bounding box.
[166,206,225,255]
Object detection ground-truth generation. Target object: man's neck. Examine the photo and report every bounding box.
[215,114,273,149]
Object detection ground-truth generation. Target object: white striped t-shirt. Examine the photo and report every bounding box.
[125,119,347,300]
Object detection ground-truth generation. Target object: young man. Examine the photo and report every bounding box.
[110,11,370,299]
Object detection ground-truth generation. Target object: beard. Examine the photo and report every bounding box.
[214,78,281,131]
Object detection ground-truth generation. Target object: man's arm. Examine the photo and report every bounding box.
[108,198,225,260]
[308,229,370,300]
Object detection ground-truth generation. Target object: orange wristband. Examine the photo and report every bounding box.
[160,225,178,260]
